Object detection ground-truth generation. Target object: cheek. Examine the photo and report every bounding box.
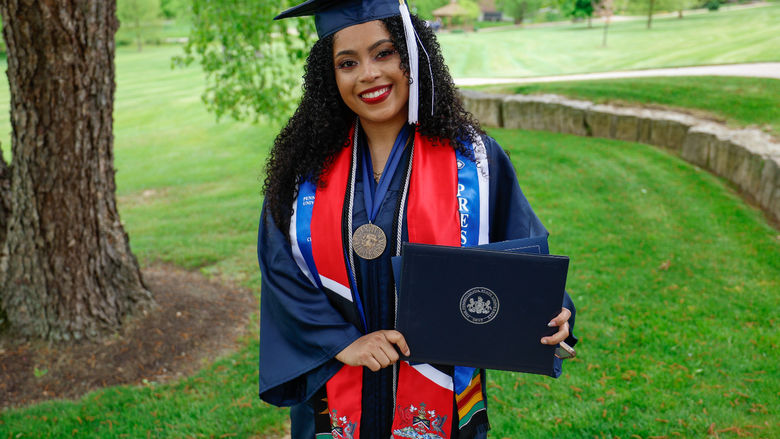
[334,73,352,102]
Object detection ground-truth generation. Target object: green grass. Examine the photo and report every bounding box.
[472,76,780,136]
[1,14,779,438]
[437,3,780,77]
[485,128,779,438]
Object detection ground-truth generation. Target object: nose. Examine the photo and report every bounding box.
[358,60,380,83]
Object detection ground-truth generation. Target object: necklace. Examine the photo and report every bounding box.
[373,169,382,183]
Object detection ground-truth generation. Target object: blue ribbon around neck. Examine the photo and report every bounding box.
[360,124,411,223]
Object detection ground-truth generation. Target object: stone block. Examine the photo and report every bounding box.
[758,155,779,207]
[759,155,780,222]
[647,115,695,152]
[728,129,777,198]
[459,90,504,127]
[501,95,538,130]
[501,94,591,135]
[612,113,640,142]
[585,106,612,138]
[682,124,719,169]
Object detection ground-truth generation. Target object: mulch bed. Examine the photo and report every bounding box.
[0,265,256,409]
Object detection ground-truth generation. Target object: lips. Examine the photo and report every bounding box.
[359,85,392,104]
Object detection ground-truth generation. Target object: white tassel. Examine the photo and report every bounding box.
[399,0,418,125]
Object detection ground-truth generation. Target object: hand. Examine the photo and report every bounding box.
[541,307,571,346]
[335,330,411,372]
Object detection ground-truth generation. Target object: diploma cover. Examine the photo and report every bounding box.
[395,240,569,377]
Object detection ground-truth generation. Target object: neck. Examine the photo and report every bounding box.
[360,114,407,173]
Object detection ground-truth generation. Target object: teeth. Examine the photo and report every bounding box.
[362,87,389,99]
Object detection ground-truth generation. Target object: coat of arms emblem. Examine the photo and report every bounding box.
[459,287,499,324]
[392,402,448,439]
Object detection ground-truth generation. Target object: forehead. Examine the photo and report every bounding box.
[332,20,392,52]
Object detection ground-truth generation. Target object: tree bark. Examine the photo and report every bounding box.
[0,0,153,341]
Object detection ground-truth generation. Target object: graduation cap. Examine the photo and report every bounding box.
[275,0,433,125]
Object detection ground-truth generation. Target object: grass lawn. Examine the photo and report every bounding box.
[471,76,780,136]
[437,3,780,77]
[1,37,779,439]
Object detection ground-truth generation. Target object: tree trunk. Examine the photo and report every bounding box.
[135,16,143,52]
[0,0,153,341]
[602,14,610,47]
[647,0,655,29]
[0,154,9,257]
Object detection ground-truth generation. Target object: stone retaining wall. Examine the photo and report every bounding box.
[459,90,780,224]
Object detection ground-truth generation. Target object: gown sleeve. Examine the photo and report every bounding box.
[257,203,363,406]
[483,135,578,347]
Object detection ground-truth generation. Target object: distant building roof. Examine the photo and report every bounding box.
[478,0,497,12]
[432,0,470,17]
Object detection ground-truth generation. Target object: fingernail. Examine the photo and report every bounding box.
[547,320,556,327]
[540,338,547,344]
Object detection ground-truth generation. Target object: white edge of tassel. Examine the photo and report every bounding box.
[399,0,418,125]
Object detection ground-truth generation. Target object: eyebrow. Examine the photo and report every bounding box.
[335,38,394,58]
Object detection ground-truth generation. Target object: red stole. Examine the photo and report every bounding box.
[311,128,462,439]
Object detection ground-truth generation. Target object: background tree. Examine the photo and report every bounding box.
[564,0,595,26]
[498,0,545,24]
[160,0,189,20]
[452,0,481,26]
[176,1,316,122]
[595,0,614,46]
[0,0,153,340]
[675,0,697,18]
[117,0,162,51]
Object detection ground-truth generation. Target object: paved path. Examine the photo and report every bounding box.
[454,62,780,87]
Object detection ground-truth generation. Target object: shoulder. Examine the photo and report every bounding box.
[473,133,514,179]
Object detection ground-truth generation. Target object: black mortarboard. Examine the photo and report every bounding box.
[275,0,405,39]
[276,0,431,124]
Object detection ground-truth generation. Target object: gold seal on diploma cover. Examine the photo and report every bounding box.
[352,223,386,260]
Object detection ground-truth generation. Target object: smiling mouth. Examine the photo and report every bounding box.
[359,85,392,103]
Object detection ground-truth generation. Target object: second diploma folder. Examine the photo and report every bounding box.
[394,238,569,377]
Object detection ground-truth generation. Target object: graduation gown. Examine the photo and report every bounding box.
[257,134,577,438]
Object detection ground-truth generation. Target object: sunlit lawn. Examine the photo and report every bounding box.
[0,16,778,438]
[438,3,780,77]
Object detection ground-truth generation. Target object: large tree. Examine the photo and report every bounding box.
[0,0,153,341]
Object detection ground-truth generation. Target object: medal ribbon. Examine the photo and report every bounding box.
[361,124,411,223]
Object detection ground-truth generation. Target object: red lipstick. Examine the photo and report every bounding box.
[359,85,392,104]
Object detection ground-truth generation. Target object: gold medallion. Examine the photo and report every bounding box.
[352,223,386,260]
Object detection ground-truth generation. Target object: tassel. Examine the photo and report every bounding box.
[399,0,418,124]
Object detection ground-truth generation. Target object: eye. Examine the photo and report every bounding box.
[376,48,397,60]
[336,59,357,70]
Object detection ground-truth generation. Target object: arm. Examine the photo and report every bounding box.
[257,204,363,406]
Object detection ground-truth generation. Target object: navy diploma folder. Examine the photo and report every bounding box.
[395,240,569,377]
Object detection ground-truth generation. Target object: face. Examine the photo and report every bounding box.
[332,20,409,127]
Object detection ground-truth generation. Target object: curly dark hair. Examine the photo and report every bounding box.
[263,14,483,232]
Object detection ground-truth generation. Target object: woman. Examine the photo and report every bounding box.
[258,1,576,438]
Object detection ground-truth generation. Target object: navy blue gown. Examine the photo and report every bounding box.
[257,135,577,438]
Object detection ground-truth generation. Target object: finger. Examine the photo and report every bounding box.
[383,330,411,356]
[547,307,572,327]
[378,340,400,364]
[369,339,398,367]
[365,357,382,372]
[541,322,570,345]
[370,346,393,369]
